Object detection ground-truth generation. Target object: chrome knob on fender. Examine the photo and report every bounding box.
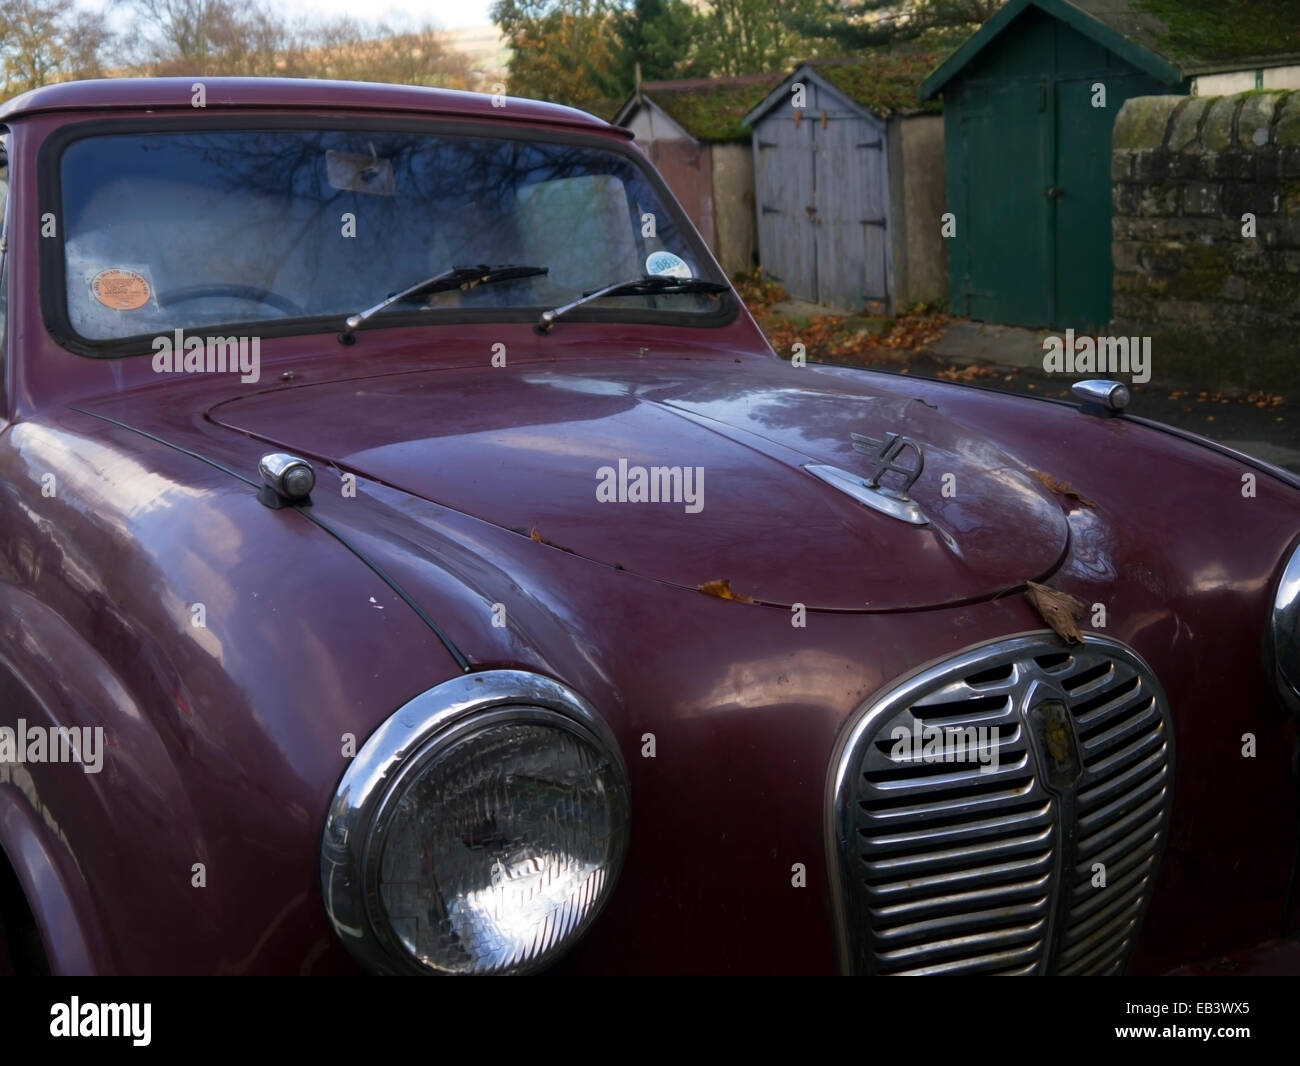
[258,452,316,502]
[1071,379,1130,413]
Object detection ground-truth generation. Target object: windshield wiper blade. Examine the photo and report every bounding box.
[339,263,548,343]
[536,275,729,333]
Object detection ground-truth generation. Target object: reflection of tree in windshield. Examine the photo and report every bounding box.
[60,127,708,340]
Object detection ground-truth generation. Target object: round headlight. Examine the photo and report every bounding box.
[321,672,630,975]
[1273,539,1300,713]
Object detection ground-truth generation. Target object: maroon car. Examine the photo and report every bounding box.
[0,77,1297,977]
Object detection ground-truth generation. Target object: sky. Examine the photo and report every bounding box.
[282,0,495,29]
[82,0,497,32]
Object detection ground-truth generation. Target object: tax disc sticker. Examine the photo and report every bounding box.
[645,251,692,279]
[90,268,152,311]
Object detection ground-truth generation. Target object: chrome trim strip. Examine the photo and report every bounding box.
[320,669,629,975]
[805,463,929,526]
[1273,539,1300,713]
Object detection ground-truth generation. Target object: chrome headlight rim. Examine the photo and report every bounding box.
[1273,538,1300,714]
[320,670,630,976]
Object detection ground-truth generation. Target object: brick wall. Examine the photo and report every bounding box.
[1111,91,1300,397]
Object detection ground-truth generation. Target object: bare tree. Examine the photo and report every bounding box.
[287,19,473,87]
[121,0,291,75]
[1,0,474,98]
[0,0,112,97]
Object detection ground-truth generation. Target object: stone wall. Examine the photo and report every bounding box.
[888,113,947,308]
[1111,91,1300,397]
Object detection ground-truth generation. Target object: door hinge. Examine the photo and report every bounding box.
[757,140,777,149]
[860,218,886,227]
[761,204,781,215]
[856,140,883,150]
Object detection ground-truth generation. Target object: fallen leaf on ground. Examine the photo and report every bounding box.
[1025,581,1087,644]
[697,578,755,604]
[937,363,1001,382]
[1029,470,1096,508]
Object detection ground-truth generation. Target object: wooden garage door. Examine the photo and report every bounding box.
[755,79,889,311]
[814,106,889,310]
[756,109,817,302]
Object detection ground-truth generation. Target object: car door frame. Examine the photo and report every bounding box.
[0,125,10,432]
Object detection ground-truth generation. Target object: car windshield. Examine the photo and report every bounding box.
[57,126,725,345]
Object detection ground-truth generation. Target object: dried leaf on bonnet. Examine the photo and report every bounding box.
[1029,470,1096,508]
[697,578,755,604]
[527,526,577,554]
[1025,581,1087,644]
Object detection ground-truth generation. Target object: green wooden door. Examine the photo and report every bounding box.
[945,7,1180,329]
[954,76,1053,326]
[1054,69,1169,330]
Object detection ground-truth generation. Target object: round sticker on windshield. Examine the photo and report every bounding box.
[645,251,692,279]
[90,269,151,311]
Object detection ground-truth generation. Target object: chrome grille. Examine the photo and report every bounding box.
[828,634,1173,976]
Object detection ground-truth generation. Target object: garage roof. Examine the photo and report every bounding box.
[615,73,783,143]
[744,49,941,128]
[921,0,1300,100]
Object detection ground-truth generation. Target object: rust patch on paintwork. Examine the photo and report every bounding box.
[1029,469,1096,509]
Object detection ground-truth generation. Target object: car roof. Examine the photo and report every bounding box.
[0,77,629,137]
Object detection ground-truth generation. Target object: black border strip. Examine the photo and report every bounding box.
[37,114,737,358]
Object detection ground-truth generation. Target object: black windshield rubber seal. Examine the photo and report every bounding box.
[37,113,738,359]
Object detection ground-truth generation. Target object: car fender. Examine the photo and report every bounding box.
[0,586,176,974]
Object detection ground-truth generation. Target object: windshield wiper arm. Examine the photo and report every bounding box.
[536,275,729,333]
[339,263,548,344]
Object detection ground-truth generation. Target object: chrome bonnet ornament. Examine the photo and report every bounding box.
[804,431,929,526]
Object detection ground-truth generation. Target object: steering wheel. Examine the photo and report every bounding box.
[156,284,307,317]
